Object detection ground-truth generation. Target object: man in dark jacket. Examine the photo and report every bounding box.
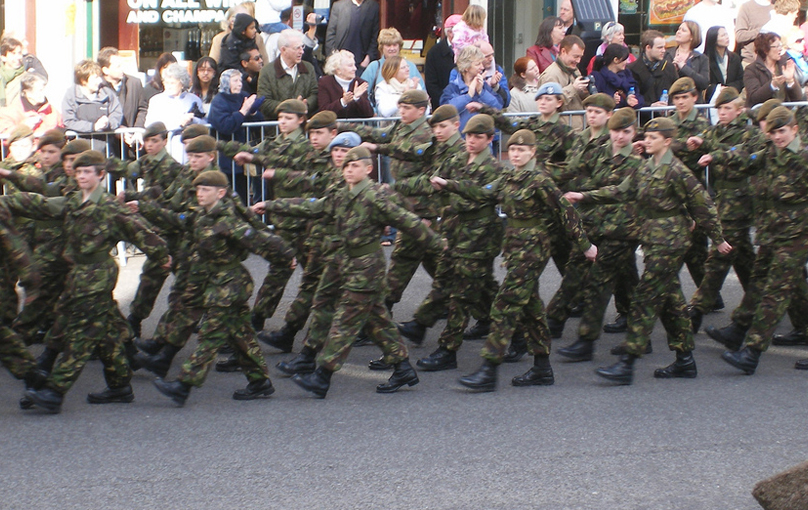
[325,0,380,71]
[98,47,147,153]
[257,29,319,119]
[628,30,678,109]
[425,15,460,111]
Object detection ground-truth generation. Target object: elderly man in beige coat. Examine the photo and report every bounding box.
[538,35,590,130]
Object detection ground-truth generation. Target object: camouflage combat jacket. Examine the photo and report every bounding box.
[105,148,183,202]
[671,108,710,183]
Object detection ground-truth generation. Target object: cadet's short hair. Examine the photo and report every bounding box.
[74,60,102,85]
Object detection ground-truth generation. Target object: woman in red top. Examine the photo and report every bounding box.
[525,16,565,74]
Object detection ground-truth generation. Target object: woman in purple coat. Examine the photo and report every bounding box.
[591,44,643,109]
[317,50,374,118]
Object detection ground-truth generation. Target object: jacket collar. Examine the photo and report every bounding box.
[274,57,310,79]
[349,176,372,197]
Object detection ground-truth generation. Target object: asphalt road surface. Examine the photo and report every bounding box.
[2,249,806,510]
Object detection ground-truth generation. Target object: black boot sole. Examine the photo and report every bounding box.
[653,368,697,379]
[720,352,757,375]
[557,348,593,362]
[457,379,496,392]
[376,376,419,393]
[86,393,135,404]
[594,369,632,385]
[152,379,188,406]
[290,374,328,398]
[232,384,275,400]
[24,390,61,413]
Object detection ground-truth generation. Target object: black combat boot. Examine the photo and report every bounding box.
[153,378,192,406]
[215,354,241,373]
[377,359,419,393]
[568,302,585,318]
[124,340,143,371]
[416,346,457,371]
[772,329,808,346]
[291,366,332,398]
[232,378,275,400]
[711,293,725,312]
[611,342,652,355]
[25,387,63,413]
[135,337,164,356]
[87,384,135,404]
[795,359,808,370]
[140,344,181,378]
[595,354,636,385]
[264,324,298,351]
[36,347,60,374]
[721,346,761,375]
[547,318,565,339]
[688,306,703,334]
[603,314,628,333]
[503,330,527,363]
[458,360,498,392]
[705,322,747,351]
[385,299,395,315]
[250,312,265,332]
[19,369,49,410]
[557,338,595,362]
[276,346,318,376]
[257,329,294,353]
[368,356,393,371]
[512,355,555,386]
[127,314,142,338]
[398,320,427,345]
[653,351,697,378]
[462,320,490,340]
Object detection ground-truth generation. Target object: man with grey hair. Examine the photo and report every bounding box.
[257,28,318,119]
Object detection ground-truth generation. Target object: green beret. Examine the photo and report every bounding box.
[72,150,106,169]
[428,104,459,126]
[714,87,740,108]
[643,117,676,134]
[37,129,66,150]
[765,106,795,133]
[342,146,373,167]
[462,114,495,135]
[669,77,697,97]
[398,89,430,107]
[61,139,92,157]
[757,98,783,123]
[275,99,307,116]
[8,125,33,145]
[181,124,209,142]
[583,93,616,112]
[506,129,536,148]
[307,110,337,130]
[144,121,168,139]
[608,107,636,130]
[185,135,217,154]
[192,170,229,188]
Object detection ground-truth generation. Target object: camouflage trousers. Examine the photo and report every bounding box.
[152,265,208,349]
[412,251,453,328]
[624,243,692,357]
[281,237,326,333]
[47,292,132,394]
[437,257,498,351]
[548,220,572,277]
[689,227,754,313]
[0,324,38,379]
[0,260,18,325]
[13,249,69,342]
[318,288,409,372]
[178,302,269,387]
[300,251,342,353]
[128,256,171,322]
[577,238,639,342]
[546,250,590,322]
[736,242,808,352]
[385,226,439,305]
[253,228,307,321]
[481,254,552,364]
[683,226,708,287]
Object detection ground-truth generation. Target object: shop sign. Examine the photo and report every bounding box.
[125,0,240,24]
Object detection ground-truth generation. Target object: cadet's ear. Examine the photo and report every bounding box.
[216,187,227,200]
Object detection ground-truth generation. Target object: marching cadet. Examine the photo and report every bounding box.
[222,99,315,333]
[704,107,808,375]
[145,170,293,406]
[404,114,503,372]
[431,129,596,392]
[0,200,48,398]
[255,110,341,355]
[1,150,170,413]
[0,129,67,344]
[545,92,616,339]
[257,147,445,398]
[668,77,716,308]
[263,131,362,376]
[555,107,643,362]
[105,121,183,339]
[565,118,730,385]
[684,87,757,333]
[345,89,437,314]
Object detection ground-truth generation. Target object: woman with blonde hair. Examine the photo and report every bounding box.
[360,27,426,110]
[440,45,503,132]
[318,50,374,118]
[374,55,423,117]
[451,5,489,59]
